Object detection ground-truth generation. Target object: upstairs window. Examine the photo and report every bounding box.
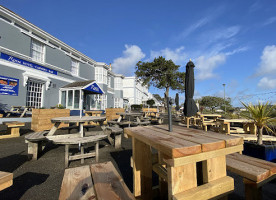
[108,76,111,87]
[31,39,45,62]
[95,67,107,84]
[71,59,79,76]
[114,77,122,90]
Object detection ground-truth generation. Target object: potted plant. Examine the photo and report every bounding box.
[241,101,276,162]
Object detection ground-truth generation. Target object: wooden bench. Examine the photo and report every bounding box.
[0,121,25,139]
[25,131,49,160]
[226,153,276,200]
[0,171,13,191]
[48,135,107,167]
[103,126,124,149]
[59,161,135,200]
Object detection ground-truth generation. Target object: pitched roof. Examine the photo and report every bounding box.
[61,80,95,88]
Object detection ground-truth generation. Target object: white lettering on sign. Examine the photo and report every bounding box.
[91,85,100,92]
[8,56,22,64]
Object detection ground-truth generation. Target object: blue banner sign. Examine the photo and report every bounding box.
[0,52,57,75]
[84,82,103,94]
[0,75,19,96]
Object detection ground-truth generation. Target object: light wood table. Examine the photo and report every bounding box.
[0,121,25,139]
[125,125,244,200]
[85,110,102,117]
[217,119,256,135]
[49,116,106,137]
[198,114,222,131]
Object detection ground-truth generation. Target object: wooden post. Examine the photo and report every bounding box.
[65,144,69,168]
[243,178,262,200]
[167,163,197,200]
[48,122,61,136]
[202,156,226,183]
[81,146,84,164]
[158,152,168,200]
[95,141,99,162]
[114,134,122,149]
[132,137,152,199]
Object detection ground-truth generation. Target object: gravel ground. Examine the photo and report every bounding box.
[0,120,275,200]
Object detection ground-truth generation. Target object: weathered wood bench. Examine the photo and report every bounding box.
[103,126,124,149]
[25,131,49,160]
[226,153,276,200]
[59,161,135,200]
[48,135,107,167]
[0,121,25,139]
[0,171,13,191]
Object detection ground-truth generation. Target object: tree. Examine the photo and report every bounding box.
[198,96,232,112]
[146,99,155,107]
[135,56,185,108]
[241,101,276,145]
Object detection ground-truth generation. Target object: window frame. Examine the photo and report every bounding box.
[31,39,45,62]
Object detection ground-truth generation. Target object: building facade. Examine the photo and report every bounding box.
[0,6,124,111]
[123,76,161,107]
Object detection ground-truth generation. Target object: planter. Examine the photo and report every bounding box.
[105,108,125,121]
[31,109,70,131]
[243,141,276,162]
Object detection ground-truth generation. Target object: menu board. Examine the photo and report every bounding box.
[0,75,19,96]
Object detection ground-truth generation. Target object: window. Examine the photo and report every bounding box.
[115,77,122,90]
[31,39,45,62]
[95,67,107,84]
[26,80,43,108]
[114,98,123,108]
[108,76,111,87]
[71,59,79,76]
[95,67,103,83]
[74,90,80,109]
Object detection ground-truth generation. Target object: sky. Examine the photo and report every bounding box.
[1,0,276,106]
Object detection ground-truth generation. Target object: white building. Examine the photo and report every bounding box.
[123,76,161,106]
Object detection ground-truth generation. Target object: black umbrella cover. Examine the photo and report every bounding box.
[184,61,198,117]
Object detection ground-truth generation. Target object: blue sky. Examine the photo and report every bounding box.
[2,0,276,106]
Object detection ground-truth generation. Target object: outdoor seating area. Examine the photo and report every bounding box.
[4,106,33,118]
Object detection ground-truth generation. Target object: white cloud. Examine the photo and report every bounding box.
[195,54,226,80]
[258,45,276,75]
[258,77,276,89]
[263,16,276,26]
[112,45,145,76]
[149,46,187,65]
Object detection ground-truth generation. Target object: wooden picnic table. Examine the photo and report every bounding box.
[217,118,256,135]
[84,110,102,116]
[49,116,106,137]
[0,171,13,191]
[5,106,33,118]
[46,116,107,167]
[125,125,244,200]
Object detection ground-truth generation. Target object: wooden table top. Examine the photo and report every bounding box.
[51,116,106,123]
[199,113,222,117]
[218,118,254,123]
[125,125,243,159]
[116,112,143,117]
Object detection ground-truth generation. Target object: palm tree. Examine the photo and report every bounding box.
[241,101,276,145]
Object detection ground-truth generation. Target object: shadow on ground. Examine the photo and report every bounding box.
[0,172,49,200]
[0,151,28,172]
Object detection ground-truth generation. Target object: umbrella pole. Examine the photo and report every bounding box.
[167,97,173,132]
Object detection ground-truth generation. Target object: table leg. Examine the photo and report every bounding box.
[186,117,190,128]
[48,122,61,136]
[202,155,226,183]
[65,144,69,168]
[81,145,84,164]
[132,137,152,199]
[167,163,197,200]
[95,141,99,162]
[79,122,84,137]
[158,152,168,200]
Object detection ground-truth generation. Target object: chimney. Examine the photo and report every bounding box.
[109,63,112,70]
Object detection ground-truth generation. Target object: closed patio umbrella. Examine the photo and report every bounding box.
[184,60,198,117]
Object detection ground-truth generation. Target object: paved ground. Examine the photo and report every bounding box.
[0,120,275,200]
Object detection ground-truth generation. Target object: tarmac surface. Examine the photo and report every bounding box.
[0,120,275,200]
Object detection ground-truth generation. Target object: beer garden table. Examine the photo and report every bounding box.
[125,125,244,200]
[217,118,256,135]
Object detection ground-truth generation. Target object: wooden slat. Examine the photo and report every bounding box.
[90,161,135,200]
[156,125,243,147]
[59,165,95,200]
[173,176,234,200]
[25,131,48,141]
[164,145,243,167]
[0,171,13,191]
[69,152,96,161]
[148,126,225,152]
[227,153,276,175]
[50,135,107,145]
[124,126,201,158]
[226,157,270,182]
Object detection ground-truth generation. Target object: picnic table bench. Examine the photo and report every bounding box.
[5,106,33,118]
[226,153,276,200]
[0,121,25,139]
[59,161,135,200]
[0,171,13,191]
[47,134,107,167]
[103,126,124,149]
